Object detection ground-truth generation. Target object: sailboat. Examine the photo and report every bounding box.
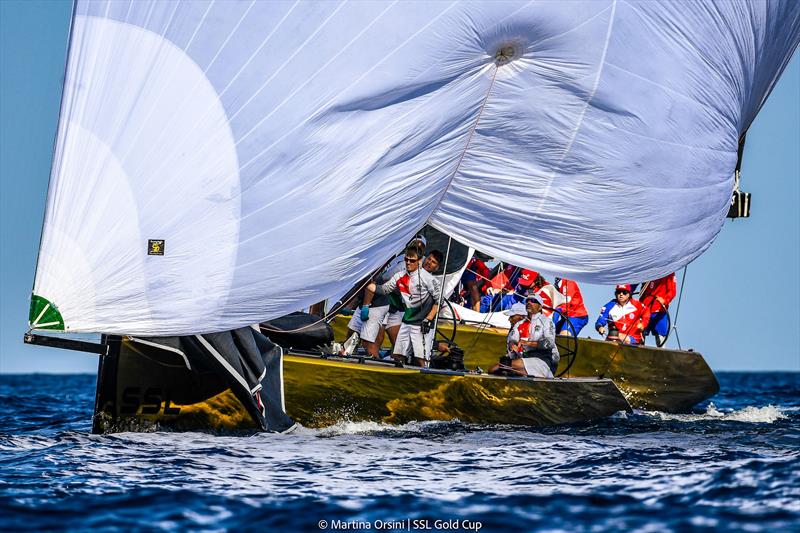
[24,1,800,432]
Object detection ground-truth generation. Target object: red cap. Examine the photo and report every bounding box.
[615,284,632,292]
[517,269,539,287]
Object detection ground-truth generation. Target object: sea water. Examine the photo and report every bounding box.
[1,372,798,532]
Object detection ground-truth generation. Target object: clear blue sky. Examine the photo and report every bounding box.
[1,1,798,373]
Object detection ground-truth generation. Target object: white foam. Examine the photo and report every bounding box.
[302,419,457,437]
[646,403,788,424]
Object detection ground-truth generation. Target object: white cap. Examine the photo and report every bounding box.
[526,293,544,306]
[411,235,427,247]
[503,302,527,317]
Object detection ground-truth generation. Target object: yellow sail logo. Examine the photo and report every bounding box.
[147,239,165,255]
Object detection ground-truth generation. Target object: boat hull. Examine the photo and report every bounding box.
[92,336,628,432]
[283,354,630,428]
[93,337,261,433]
[330,316,719,413]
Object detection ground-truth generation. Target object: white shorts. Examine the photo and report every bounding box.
[522,357,553,378]
[385,310,403,328]
[359,305,389,343]
[393,323,431,361]
[347,312,362,333]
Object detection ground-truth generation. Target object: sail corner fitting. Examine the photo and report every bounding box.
[28,294,65,331]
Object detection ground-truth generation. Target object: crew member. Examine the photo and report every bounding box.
[488,302,528,376]
[366,245,441,367]
[518,294,559,376]
[595,284,651,344]
[360,235,427,353]
[553,277,589,336]
[639,272,677,345]
[461,253,491,311]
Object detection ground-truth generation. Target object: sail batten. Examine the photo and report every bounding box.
[31,1,800,335]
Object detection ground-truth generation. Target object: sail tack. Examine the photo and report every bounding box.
[32,0,800,335]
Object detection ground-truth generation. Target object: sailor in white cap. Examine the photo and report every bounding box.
[519,294,559,377]
[503,302,528,356]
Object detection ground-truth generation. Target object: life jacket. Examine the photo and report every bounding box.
[555,278,588,318]
[640,273,677,313]
[605,299,650,343]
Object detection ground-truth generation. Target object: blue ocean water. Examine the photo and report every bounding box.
[1,372,798,532]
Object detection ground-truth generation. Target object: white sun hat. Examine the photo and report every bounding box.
[503,302,527,318]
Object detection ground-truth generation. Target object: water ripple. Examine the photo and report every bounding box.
[0,372,798,531]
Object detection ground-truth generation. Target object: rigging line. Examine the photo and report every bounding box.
[431,235,453,353]
[259,268,380,335]
[424,66,499,225]
[184,0,216,52]
[671,266,688,350]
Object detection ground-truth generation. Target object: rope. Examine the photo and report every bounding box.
[258,272,378,335]
[431,235,453,345]
[671,266,688,350]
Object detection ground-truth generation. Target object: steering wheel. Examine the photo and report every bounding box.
[434,298,458,345]
[552,311,579,377]
[643,308,672,348]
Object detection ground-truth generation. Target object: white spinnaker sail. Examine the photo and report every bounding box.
[31,1,800,335]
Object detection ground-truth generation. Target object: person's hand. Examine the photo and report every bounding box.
[598,326,605,335]
[360,305,370,321]
[421,319,433,334]
[656,296,665,306]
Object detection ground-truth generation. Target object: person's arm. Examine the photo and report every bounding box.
[595,302,611,334]
[637,302,651,333]
[662,274,677,306]
[363,274,399,319]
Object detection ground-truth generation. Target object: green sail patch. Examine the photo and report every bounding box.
[29,295,65,331]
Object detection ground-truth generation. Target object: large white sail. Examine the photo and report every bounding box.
[31,1,800,335]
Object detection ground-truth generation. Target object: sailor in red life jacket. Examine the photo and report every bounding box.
[366,244,441,367]
[552,277,589,336]
[595,284,651,345]
[639,272,677,344]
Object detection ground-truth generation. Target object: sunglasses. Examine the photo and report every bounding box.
[615,290,630,295]
[404,257,419,263]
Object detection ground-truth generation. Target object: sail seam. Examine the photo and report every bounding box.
[425,66,499,224]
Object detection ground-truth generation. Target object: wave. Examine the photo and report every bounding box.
[645,403,788,424]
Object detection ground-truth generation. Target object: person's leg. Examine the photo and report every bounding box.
[360,305,389,358]
[386,324,400,346]
[467,281,481,311]
[653,311,669,336]
[385,310,402,348]
[409,325,428,368]
[510,358,530,376]
[392,324,413,364]
[569,316,588,336]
